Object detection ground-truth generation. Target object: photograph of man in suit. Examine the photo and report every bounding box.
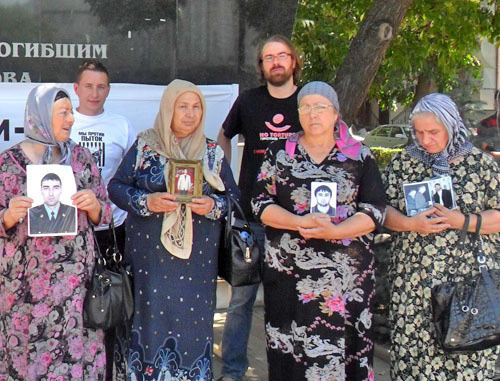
[29,173,77,235]
[311,184,336,217]
[176,169,193,195]
[432,183,453,208]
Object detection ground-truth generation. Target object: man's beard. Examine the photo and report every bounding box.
[265,65,293,86]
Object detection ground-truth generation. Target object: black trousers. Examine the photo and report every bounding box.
[94,223,126,381]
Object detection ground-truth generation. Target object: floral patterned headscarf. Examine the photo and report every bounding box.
[407,93,473,175]
[24,84,76,165]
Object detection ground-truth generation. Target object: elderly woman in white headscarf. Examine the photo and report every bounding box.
[0,84,112,379]
[108,79,239,380]
[383,93,500,380]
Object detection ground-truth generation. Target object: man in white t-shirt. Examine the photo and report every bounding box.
[71,59,136,381]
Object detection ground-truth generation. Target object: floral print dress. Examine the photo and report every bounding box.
[251,139,386,381]
[0,144,112,381]
[108,137,239,381]
[383,147,500,381]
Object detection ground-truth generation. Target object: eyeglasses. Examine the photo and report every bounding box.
[262,52,292,63]
[297,104,334,115]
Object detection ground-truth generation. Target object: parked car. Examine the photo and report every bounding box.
[363,124,412,148]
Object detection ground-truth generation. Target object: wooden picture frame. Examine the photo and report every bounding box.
[167,159,203,202]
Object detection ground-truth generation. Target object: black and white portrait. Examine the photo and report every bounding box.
[403,181,432,216]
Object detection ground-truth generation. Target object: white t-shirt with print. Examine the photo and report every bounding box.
[71,110,136,229]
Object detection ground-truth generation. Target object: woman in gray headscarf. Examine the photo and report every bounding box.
[383,93,500,380]
[252,81,386,381]
[0,84,112,379]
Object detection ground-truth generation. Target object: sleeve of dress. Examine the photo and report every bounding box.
[251,146,277,223]
[77,146,112,226]
[481,153,500,211]
[108,141,153,217]
[205,157,240,221]
[357,150,387,229]
[0,152,22,238]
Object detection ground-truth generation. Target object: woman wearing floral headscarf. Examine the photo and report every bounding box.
[108,79,239,380]
[383,93,500,380]
[0,84,112,379]
[251,81,386,380]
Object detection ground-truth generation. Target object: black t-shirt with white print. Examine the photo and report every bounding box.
[223,85,301,221]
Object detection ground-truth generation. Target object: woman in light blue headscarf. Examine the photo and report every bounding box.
[383,93,500,380]
[0,84,111,379]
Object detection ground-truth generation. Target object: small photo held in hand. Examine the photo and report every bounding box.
[402,180,433,216]
[27,164,78,237]
[428,176,456,210]
[310,182,337,217]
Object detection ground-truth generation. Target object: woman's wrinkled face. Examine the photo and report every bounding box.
[413,113,449,154]
[171,91,203,140]
[298,94,338,138]
[52,97,74,142]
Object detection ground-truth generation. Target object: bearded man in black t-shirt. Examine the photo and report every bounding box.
[216,35,302,381]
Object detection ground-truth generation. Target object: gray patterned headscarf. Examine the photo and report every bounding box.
[407,93,473,175]
[24,84,76,165]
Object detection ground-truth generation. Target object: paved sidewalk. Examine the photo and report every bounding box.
[213,306,391,380]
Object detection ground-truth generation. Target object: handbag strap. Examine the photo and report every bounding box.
[224,194,255,242]
[474,213,500,323]
[472,213,482,245]
[456,214,470,251]
[225,194,252,229]
[91,227,106,266]
[106,217,123,264]
[448,214,470,275]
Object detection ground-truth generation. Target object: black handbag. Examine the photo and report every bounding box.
[84,220,134,330]
[218,194,261,287]
[431,214,500,352]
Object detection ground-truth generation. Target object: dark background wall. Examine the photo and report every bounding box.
[0,0,299,91]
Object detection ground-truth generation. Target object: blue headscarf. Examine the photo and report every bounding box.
[24,84,76,165]
[406,93,473,175]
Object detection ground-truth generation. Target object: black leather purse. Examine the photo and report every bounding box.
[84,220,134,330]
[431,214,500,352]
[218,194,261,287]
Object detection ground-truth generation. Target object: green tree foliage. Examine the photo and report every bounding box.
[293,0,499,110]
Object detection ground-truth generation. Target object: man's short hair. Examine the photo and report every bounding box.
[257,34,302,85]
[41,173,61,186]
[75,59,109,83]
[314,185,332,196]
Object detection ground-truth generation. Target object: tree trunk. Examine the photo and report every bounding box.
[414,74,437,105]
[333,0,414,125]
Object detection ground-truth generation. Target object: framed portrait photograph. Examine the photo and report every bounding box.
[310,181,337,217]
[26,164,78,237]
[167,159,203,202]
